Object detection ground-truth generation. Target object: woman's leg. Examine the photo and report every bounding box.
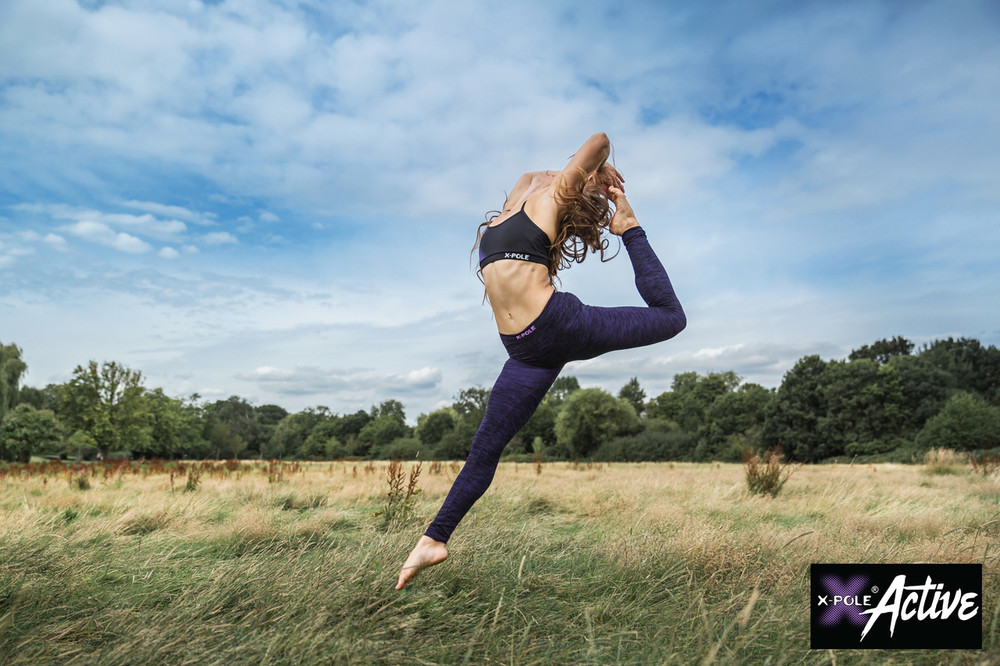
[424,357,562,543]
[497,226,686,369]
[567,226,687,361]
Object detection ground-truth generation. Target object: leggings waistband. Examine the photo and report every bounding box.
[498,291,582,368]
[498,290,566,343]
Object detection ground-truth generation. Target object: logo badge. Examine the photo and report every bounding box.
[811,564,982,649]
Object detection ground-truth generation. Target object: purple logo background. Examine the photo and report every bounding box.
[817,574,869,627]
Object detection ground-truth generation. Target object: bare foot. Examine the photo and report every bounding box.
[395,535,448,590]
[608,187,640,236]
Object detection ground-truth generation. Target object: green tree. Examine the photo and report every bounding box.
[815,359,906,458]
[206,396,261,451]
[649,371,740,435]
[434,418,477,460]
[16,384,61,412]
[919,337,1000,401]
[698,383,773,461]
[887,354,954,433]
[555,388,640,458]
[207,421,246,459]
[0,404,62,462]
[763,355,830,462]
[355,415,410,458]
[255,403,289,454]
[546,376,580,406]
[416,409,456,447]
[333,410,371,445]
[264,409,324,459]
[452,387,489,423]
[915,393,1000,451]
[59,361,151,459]
[302,418,343,459]
[516,400,557,452]
[371,399,406,422]
[849,336,914,365]
[430,386,492,460]
[140,390,207,459]
[617,377,647,416]
[1,341,28,424]
[647,390,683,423]
[65,430,98,462]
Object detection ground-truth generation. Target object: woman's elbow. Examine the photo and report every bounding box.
[589,132,610,150]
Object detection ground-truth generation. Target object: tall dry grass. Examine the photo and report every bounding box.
[0,459,997,664]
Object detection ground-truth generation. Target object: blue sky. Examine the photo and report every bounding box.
[2,0,998,421]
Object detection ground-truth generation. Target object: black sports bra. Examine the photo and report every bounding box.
[478,202,551,271]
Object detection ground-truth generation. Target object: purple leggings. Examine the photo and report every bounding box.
[424,226,686,542]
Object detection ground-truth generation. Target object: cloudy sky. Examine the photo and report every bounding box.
[2,0,998,421]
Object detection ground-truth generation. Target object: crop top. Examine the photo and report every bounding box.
[478,202,552,271]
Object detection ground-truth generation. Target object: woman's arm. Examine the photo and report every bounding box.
[560,132,611,190]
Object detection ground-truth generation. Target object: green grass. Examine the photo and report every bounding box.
[0,460,998,664]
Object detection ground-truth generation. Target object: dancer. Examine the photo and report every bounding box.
[396,132,686,590]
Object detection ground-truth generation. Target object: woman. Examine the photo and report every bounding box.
[396,132,686,590]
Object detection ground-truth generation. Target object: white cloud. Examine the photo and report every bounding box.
[202,232,238,245]
[259,211,279,222]
[104,213,186,238]
[122,200,217,225]
[15,203,187,239]
[242,364,442,398]
[159,246,180,259]
[0,244,34,267]
[61,220,152,254]
[43,233,67,249]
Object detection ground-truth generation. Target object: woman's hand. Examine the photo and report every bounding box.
[608,186,639,235]
[593,163,624,197]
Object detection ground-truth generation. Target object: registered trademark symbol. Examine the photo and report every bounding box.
[871,586,879,594]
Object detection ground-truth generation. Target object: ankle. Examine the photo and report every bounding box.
[419,534,446,547]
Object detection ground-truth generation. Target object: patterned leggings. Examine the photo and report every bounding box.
[424,226,686,542]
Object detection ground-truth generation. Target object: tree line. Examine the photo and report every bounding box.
[1,336,998,464]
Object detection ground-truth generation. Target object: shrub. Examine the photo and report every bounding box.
[185,466,201,491]
[744,447,797,497]
[844,436,909,457]
[915,393,1000,451]
[923,447,963,475]
[371,459,422,528]
[374,437,422,460]
[969,451,1000,476]
[591,429,694,462]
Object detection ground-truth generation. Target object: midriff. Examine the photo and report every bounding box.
[482,260,555,335]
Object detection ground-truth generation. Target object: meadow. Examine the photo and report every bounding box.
[0,457,997,665]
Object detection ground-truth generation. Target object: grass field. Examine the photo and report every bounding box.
[1,458,998,665]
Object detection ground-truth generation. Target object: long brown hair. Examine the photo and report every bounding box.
[548,165,616,276]
[471,164,619,285]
